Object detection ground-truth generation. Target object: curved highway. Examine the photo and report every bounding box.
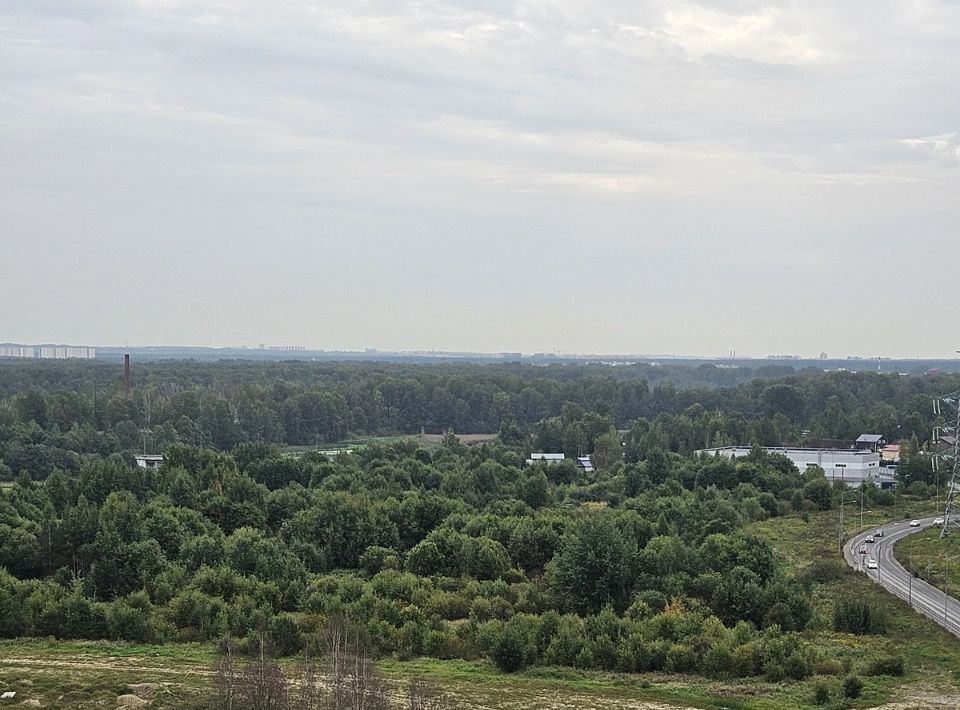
[843,516,960,639]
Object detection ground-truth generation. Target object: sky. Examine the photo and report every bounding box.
[1,1,959,358]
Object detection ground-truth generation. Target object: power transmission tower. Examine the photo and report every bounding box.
[932,390,960,538]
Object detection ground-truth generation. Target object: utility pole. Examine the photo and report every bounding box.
[944,555,949,625]
[933,390,960,538]
[838,492,845,554]
[860,484,864,533]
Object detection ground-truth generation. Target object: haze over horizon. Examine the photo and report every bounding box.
[2,1,958,357]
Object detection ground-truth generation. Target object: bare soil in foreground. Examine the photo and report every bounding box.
[3,648,960,710]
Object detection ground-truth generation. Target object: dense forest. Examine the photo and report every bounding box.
[0,359,955,482]
[0,359,955,694]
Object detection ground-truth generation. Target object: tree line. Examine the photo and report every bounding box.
[0,360,957,482]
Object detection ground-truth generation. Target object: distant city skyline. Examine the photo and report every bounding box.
[2,2,958,357]
[1,339,956,362]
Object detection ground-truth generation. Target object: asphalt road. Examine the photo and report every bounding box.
[843,516,960,639]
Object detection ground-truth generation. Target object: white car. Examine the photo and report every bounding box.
[934,517,944,525]
[875,530,884,537]
[859,546,868,555]
[910,520,921,527]
[867,559,878,569]
[865,536,875,543]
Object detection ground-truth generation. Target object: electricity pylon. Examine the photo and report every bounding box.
[932,390,960,538]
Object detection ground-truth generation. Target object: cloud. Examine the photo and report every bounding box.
[900,132,960,162]
[661,5,827,65]
[1,1,959,355]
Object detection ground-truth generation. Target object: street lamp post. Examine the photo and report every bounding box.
[942,554,960,625]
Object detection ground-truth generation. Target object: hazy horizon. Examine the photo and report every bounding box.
[2,338,957,362]
[2,1,958,357]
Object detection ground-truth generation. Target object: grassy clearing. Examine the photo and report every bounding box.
[0,640,212,710]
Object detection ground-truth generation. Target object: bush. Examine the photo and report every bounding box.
[491,623,530,672]
[833,598,887,634]
[812,681,831,705]
[866,654,904,676]
[843,674,863,699]
[359,546,400,576]
[731,642,761,677]
[268,614,302,656]
[665,643,698,673]
[784,651,812,681]
[702,646,734,679]
[805,559,848,584]
[814,658,844,676]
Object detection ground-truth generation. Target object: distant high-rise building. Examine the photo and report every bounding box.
[0,344,95,359]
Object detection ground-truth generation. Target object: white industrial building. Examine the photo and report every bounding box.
[0,344,96,360]
[0,345,36,358]
[526,452,565,466]
[39,346,96,359]
[697,446,895,488]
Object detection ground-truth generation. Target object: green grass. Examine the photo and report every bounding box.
[280,435,409,456]
[0,640,212,710]
[895,528,960,591]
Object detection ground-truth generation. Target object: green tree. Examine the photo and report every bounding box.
[553,516,633,614]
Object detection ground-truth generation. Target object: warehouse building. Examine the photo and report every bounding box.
[697,445,895,488]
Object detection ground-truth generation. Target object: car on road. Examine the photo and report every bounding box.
[859,546,868,555]
[867,559,878,569]
[875,529,884,537]
[934,517,944,525]
[910,520,921,527]
[865,536,875,543]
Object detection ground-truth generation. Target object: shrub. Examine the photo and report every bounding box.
[812,681,831,705]
[814,658,844,676]
[833,598,887,634]
[359,546,400,576]
[665,643,698,673]
[805,559,848,584]
[784,651,812,681]
[702,646,734,679]
[268,614,302,656]
[490,622,531,672]
[866,655,904,676]
[731,642,762,677]
[843,674,863,699]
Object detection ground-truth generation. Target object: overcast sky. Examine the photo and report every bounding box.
[1,1,958,358]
